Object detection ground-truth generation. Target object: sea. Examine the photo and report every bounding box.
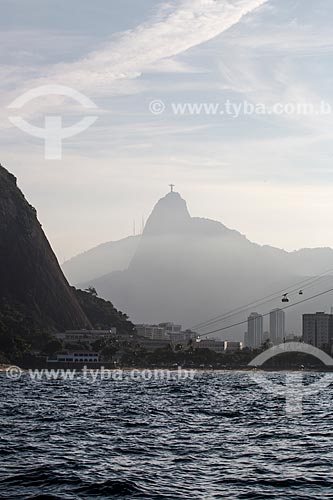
[0,370,332,500]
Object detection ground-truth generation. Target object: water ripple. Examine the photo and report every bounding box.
[0,372,332,499]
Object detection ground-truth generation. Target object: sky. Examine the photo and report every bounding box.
[1,0,333,262]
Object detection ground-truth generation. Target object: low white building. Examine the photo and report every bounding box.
[223,341,243,352]
[194,339,243,353]
[55,329,117,346]
[48,351,100,363]
[195,339,225,353]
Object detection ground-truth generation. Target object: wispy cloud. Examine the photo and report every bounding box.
[3,0,268,95]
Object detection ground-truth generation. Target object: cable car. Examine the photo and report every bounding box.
[282,293,289,303]
[299,289,303,295]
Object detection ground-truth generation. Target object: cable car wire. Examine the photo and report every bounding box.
[196,286,333,339]
[192,270,333,332]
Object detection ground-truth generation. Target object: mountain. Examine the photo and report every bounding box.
[62,235,140,284]
[0,164,91,335]
[62,190,333,336]
[63,221,333,291]
[65,193,302,330]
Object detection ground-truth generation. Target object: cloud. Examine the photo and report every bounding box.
[211,12,333,138]
[0,0,269,133]
[5,0,268,94]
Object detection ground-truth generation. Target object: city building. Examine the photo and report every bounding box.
[158,322,184,342]
[135,322,197,344]
[195,339,225,353]
[303,312,333,349]
[246,312,263,349]
[136,324,169,340]
[168,332,196,343]
[55,329,117,346]
[159,322,182,334]
[183,329,198,342]
[223,341,243,352]
[48,351,100,363]
[269,308,285,344]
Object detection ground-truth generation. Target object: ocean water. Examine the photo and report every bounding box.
[0,371,332,500]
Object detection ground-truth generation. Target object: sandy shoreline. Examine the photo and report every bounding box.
[0,365,11,371]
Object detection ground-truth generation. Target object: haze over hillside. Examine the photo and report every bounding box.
[63,190,333,337]
[63,236,140,284]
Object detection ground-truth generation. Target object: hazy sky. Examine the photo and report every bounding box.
[1,0,333,261]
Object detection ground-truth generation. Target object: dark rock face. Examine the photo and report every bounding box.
[0,164,90,331]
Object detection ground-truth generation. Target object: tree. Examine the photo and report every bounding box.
[101,344,119,361]
[74,288,135,333]
[43,339,63,355]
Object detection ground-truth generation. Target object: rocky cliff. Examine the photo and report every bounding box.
[0,164,91,332]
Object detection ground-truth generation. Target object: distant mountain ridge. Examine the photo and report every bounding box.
[63,192,333,286]
[62,191,333,332]
[62,235,140,284]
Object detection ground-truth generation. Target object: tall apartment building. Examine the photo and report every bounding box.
[246,312,263,349]
[269,308,285,344]
[302,312,333,349]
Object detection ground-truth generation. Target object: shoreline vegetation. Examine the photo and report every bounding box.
[2,351,333,373]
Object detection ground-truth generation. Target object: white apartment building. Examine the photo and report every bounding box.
[246,312,263,349]
[55,329,117,345]
[48,351,100,363]
[270,308,285,344]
